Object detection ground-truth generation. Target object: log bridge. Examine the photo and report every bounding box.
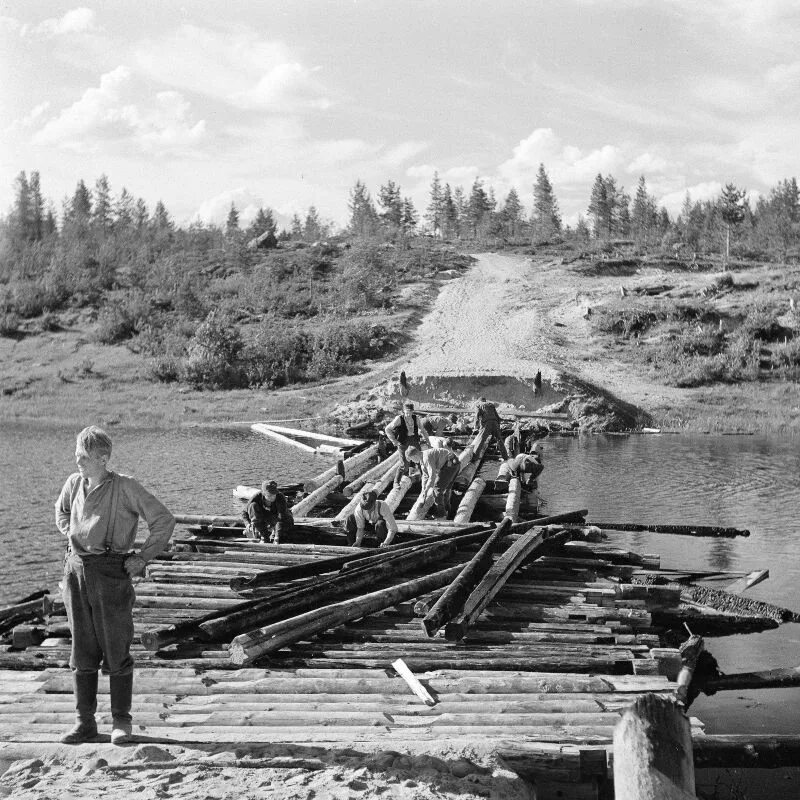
[0,428,796,798]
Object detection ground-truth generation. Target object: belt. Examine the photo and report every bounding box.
[69,551,133,561]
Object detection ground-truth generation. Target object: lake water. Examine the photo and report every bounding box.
[1,422,799,767]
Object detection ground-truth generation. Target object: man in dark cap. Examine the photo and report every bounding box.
[344,490,398,547]
[242,480,294,544]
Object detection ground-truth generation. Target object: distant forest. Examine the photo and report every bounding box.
[1,166,798,389]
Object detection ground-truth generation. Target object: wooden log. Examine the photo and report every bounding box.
[202,539,468,645]
[613,693,696,800]
[504,477,521,523]
[509,510,588,532]
[405,485,433,521]
[422,518,512,638]
[445,528,571,641]
[253,422,363,448]
[230,524,485,591]
[588,521,749,538]
[692,734,800,768]
[335,461,398,522]
[681,585,799,623]
[228,565,465,665]
[705,664,800,692]
[342,452,400,497]
[453,477,486,524]
[497,741,610,783]
[290,474,343,517]
[303,444,379,491]
[383,474,413,513]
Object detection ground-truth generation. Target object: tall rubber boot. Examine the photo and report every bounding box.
[110,673,134,744]
[60,671,98,744]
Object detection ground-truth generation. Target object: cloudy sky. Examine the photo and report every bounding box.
[1,0,798,228]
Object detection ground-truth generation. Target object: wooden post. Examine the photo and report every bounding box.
[613,693,696,800]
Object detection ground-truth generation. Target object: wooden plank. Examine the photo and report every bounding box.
[251,423,318,453]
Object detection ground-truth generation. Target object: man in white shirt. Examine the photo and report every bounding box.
[344,490,398,547]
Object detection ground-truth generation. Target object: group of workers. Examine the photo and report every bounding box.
[54,399,544,746]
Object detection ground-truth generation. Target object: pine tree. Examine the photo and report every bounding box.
[453,186,467,237]
[532,164,561,242]
[424,172,444,236]
[719,183,747,263]
[290,213,303,238]
[348,180,377,237]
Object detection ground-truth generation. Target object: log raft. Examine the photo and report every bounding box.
[0,429,791,796]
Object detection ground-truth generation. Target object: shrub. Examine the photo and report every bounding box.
[0,311,19,337]
[94,291,153,344]
[593,303,657,337]
[243,328,309,388]
[182,310,246,389]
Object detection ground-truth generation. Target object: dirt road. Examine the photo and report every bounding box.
[396,252,683,419]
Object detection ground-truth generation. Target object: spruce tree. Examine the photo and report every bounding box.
[28,171,45,242]
[93,174,112,236]
[532,164,561,242]
[588,173,609,238]
[225,203,240,237]
[378,180,403,230]
[719,183,747,263]
[424,172,443,236]
[348,180,377,237]
[503,187,523,239]
[401,197,418,234]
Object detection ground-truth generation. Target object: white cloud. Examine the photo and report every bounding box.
[32,66,206,156]
[134,25,331,112]
[33,7,97,37]
[498,128,625,187]
[5,101,50,133]
[627,152,669,175]
[381,141,429,167]
[766,61,800,91]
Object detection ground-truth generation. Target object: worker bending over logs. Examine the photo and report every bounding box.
[344,490,398,547]
[242,480,294,544]
[474,396,508,458]
[496,443,545,493]
[407,441,461,519]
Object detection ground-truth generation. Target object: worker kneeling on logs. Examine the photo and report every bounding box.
[407,441,461,519]
[345,490,398,548]
[496,443,544,493]
[243,480,294,544]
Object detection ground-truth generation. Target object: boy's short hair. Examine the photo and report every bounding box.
[76,425,112,458]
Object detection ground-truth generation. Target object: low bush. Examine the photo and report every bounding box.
[0,310,19,337]
[182,310,247,389]
[94,291,153,344]
[593,303,658,337]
